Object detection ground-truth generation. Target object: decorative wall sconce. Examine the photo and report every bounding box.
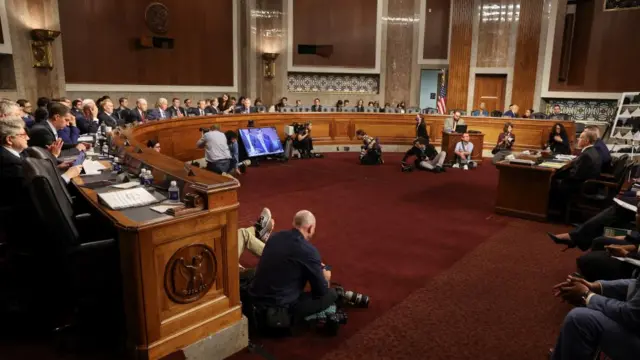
[262,53,279,79]
[30,29,61,69]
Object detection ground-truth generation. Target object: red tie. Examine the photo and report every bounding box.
[140,110,145,122]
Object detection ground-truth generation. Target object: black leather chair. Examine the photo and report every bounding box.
[531,112,547,119]
[491,110,503,117]
[24,146,74,204]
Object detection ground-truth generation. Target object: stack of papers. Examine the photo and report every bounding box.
[98,187,159,210]
[554,154,576,161]
[538,161,566,169]
[82,160,107,175]
[613,197,637,213]
[78,135,94,142]
[613,256,640,267]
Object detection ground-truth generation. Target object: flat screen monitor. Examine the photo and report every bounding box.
[238,127,284,158]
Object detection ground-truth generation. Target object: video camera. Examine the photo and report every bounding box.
[292,122,311,133]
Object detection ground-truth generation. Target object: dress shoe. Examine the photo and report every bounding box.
[547,232,576,249]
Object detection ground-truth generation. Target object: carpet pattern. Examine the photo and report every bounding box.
[231,154,576,360]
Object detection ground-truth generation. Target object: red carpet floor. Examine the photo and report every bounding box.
[1,153,580,360]
[230,153,576,360]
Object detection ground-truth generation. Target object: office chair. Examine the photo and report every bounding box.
[491,110,503,117]
[406,107,420,114]
[531,112,547,119]
[365,107,377,113]
[21,157,121,340]
[24,146,74,204]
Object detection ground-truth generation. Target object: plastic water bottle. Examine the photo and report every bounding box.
[112,157,121,173]
[168,181,180,202]
[139,169,147,185]
[102,143,109,156]
[145,170,154,186]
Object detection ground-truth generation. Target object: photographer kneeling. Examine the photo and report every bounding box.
[292,122,321,158]
[249,210,337,326]
[196,124,235,175]
[356,129,383,165]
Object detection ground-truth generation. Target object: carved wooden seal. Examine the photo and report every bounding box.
[145,2,169,34]
[164,244,216,304]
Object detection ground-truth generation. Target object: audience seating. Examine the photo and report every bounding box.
[256,105,267,113]
[406,107,421,114]
[364,107,378,113]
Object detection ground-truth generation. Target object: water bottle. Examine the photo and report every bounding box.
[168,181,180,202]
[112,157,121,173]
[145,169,154,186]
[139,169,146,185]
[102,143,109,156]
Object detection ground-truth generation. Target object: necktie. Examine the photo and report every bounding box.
[160,110,165,119]
[140,110,145,122]
[200,109,204,116]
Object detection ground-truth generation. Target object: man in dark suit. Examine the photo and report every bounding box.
[77,102,99,134]
[191,100,210,116]
[70,99,83,119]
[260,130,280,154]
[184,99,195,116]
[28,103,86,154]
[311,98,322,112]
[116,97,130,122]
[205,98,220,115]
[167,98,185,118]
[247,130,266,156]
[147,98,169,120]
[236,98,254,114]
[126,98,149,124]
[0,116,30,207]
[503,104,519,118]
[97,99,123,127]
[550,128,602,213]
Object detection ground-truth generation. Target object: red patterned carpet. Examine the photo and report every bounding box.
[0,153,579,360]
[230,153,576,360]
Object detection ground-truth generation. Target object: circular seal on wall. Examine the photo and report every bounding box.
[145,2,169,35]
[164,244,217,304]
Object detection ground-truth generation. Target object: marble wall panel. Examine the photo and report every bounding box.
[384,0,417,106]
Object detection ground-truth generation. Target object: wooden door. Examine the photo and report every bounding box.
[473,74,507,114]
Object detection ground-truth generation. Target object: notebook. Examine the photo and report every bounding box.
[98,187,159,210]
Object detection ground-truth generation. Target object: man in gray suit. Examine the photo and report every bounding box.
[551,248,640,360]
[443,111,465,132]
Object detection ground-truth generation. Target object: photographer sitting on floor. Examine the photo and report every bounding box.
[292,122,321,158]
[356,129,383,165]
[196,124,235,175]
[249,210,338,326]
[401,137,446,173]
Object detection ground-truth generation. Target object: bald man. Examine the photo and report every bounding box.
[249,210,337,324]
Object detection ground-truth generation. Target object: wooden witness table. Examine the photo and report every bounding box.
[72,142,243,360]
[494,157,570,221]
[441,131,485,165]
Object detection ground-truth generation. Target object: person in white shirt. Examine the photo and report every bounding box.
[453,132,476,170]
[196,124,234,175]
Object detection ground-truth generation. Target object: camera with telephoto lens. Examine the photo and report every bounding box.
[323,309,348,336]
[292,122,310,133]
[335,287,370,308]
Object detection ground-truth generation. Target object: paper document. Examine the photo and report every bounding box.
[98,188,159,210]
[538,161,566,169]
[613,197,638,213]
[78,135,94,142]
[150,204,182,214]
[82,160,106,175]
[612,256,640,268]
[111,182,140,189]
[555,154,576,161]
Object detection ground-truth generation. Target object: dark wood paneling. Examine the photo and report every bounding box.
[549,0,640,92]
[422,0,450,60]
[448,0,473,111]
[58,0,234,86]
[473,74,507,113]
[292,0,377,68]
[511,0,543,110]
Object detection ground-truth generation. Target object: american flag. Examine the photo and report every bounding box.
[436,69,447,114]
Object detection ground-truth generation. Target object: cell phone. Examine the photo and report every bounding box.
[323,265,332,271]
[72,151,86,167]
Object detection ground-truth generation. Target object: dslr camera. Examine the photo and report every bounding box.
[335,286,370,308]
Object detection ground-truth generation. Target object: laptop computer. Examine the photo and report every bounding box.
[455,124,468,133]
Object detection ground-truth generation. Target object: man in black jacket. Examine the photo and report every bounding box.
[401,137,446,173]
[167,98,185,118]
[126,98,149,123]
[249,210,337,323]
[97,99,123,127]
[28,103,86,154]
[550,128,602,213]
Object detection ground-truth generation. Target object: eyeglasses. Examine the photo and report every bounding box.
[13,132,28,138]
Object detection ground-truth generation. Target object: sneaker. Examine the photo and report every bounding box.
[255,207,272,231]
[463,165,469,170]
[242,159,252,167]
[258,219,274,242]
[452,163,460,169]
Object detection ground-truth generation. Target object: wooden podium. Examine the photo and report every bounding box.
[441,131,485,164]
[73,130,246,360]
